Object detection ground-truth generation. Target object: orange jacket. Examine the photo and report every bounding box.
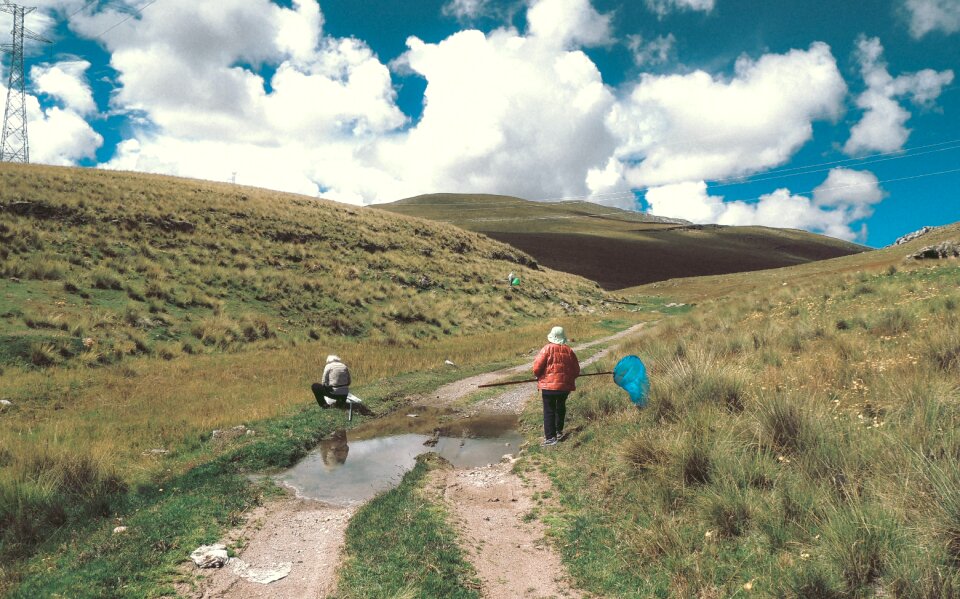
[533,343,580,391]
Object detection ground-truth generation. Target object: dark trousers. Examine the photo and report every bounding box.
[311,383,347,408]
[542,391,569,440]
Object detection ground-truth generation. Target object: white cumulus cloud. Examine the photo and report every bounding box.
[627,33,676,66]
[443,0,493,20]
[644,168,884,241]
[598,42,847,192]
[31,60,96,115]
[844,36,954,155]
[379,25,618,201]
[0,56,102,164]
[527,0,613,48]
[645,0,715,18]
[904,0,960,38]
[11,89,102,164]
[22,0,901,236]
[70,0,621,203]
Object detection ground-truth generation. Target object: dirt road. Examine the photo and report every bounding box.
[182,322,649,598]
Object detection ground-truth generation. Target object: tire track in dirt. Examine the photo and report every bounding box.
[183,499,354,599]
[428,463,583,599]
[181,322,650,598]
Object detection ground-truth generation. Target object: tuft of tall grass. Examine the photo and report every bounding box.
[758,394,814,454]
[90,268,123,290]
[0,449,126,559]
[781,566,844,599]
[679,439,712,486]
[926,327,960,372]
[620,430,666,473]
[820,502,902,591]
[871,308,913,336]
[574,388,629,422]
[702,483,751,537]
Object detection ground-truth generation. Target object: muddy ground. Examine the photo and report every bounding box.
[181,323,648,598]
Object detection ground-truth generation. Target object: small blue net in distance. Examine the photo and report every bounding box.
[613,355,650,408]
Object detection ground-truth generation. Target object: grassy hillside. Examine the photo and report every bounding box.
[0,164,651,593]
[0,166,612,370]
[525,247,960,596]
[377,193,869,290]
[631,222,960,303]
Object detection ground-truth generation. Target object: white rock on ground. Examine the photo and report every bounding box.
[230,559,292,584]
[190,544,229,568]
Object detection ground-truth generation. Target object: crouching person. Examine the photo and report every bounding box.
[311,355,351,409]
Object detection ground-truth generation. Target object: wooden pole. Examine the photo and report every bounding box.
[477,371,612,388]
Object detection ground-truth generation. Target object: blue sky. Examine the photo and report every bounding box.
[6,0,960,246]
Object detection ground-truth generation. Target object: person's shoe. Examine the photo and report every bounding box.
[541,437,557,446]
[557,431,566,442]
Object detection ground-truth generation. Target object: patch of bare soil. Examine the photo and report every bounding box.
[181,494,354,599]
[428,462,583,599]
[486,229,864,290]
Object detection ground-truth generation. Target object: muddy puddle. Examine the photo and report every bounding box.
[274,406,522,505]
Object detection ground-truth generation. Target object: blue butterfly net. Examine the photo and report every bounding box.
[613,355,650,408]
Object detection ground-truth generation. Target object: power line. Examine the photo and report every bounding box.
[93,0,158,38]
[532,136,960,204]
[433,166,960,225]
[67,0,101,19]
[386,139,960,212]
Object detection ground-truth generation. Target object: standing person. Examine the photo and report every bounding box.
[532,326,580,446]
[311,355,351,409]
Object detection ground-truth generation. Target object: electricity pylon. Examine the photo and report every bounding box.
[1,3,49,163]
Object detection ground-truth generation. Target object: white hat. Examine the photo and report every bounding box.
[326,355,341,363]
[547,326,567,345]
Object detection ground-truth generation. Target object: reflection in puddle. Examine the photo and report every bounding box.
[275,415,521,505]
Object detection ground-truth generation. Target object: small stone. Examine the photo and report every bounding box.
[190,544,229,568]
[113,526,128,534]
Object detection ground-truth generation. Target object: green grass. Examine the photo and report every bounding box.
[0,311,645,595]
[522,261,960,597]
[334,453,480,599]
[0,164,612,369]
[6,400,347,597]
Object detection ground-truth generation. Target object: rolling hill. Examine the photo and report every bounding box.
[376,193,870,290]
[630,221,960,302]
[0,165,614,369]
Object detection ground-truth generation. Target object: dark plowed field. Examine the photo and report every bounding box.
[487,229,865,290]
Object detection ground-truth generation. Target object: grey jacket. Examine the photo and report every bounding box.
[322,360,351,393]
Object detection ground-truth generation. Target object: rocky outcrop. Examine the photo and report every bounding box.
[893,226,939,246]
[909,241,960,260]
[639,213,692,225]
